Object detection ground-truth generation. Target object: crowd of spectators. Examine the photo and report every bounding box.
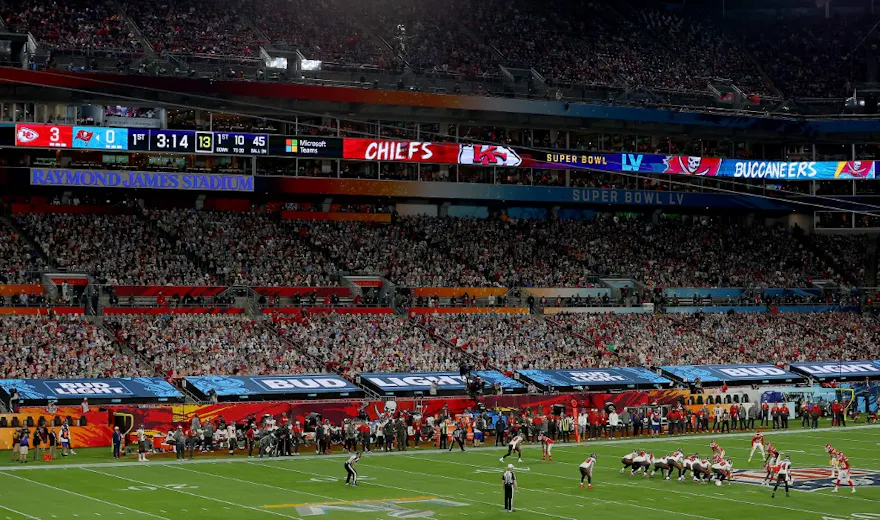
[16,213,212,286]
[1,0,137,50]
[297,219,490,287]
[126,0,264,55]
[0,314,151,379]
[277,312,461,376]
[809,233,871,286]
[107,313,323,377]
[147,209,338,287]
[0,225,44,284]
[420,313,584,371]
[7,0,864,99]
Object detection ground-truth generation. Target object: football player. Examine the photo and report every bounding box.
[620,449,639,474]
[630,452,654,477]
[710,439,726,458]
[711,457,733,486]
[771,455,792,498]
[825,444,840,479]
[579,453,597,489]
[762,442,780,485]
[500,434,524,463]
[748,430,765,462]
[832,452,856,493]
[692,457,711,484]
[650,454,672,479]
[539,433,554,461]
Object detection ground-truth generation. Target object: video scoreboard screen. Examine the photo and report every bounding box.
[12,124,342,158]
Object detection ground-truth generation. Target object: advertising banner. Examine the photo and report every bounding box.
[342,138,461,164]
[660,364,802,384]
[358,371,523,394]
[0,378,182,402]
[184,374,363,400]
[30,169,254,192]
[790,361,880,380]
[517,368,670,389]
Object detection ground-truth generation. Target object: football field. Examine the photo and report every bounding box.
[1,425,879,520]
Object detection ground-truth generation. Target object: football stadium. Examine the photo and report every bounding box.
[1,0,880,518]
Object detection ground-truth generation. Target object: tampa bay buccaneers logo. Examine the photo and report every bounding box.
[835,160,875,179]
[662,155,722,176]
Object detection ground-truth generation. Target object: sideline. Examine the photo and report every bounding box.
[0,423,877,472]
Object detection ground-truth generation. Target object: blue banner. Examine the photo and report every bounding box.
[72,127,129,150]
[185,375,361,397]
[30,169,254,192]
[661,364,801,384]
[517,368,669,389]
[358,371,523,393]
[790,361,880,380]
[0,378,181,401]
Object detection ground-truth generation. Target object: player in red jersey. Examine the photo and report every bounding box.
[710,439,726,459]
[748,430,765,462]
[539,433,554,461]
[762,443,780,485]
[825,444,841,478]
[832,452,856,493]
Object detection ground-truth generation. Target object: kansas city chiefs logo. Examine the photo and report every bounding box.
[732,468,880,492]
[16,127,39,144]
[458,144,522,167]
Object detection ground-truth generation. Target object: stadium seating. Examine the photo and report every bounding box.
[0,224,44,284]
[15,213,213,286]
[0,314,152,378]
[106,313,324,377]
[4,0,863,99]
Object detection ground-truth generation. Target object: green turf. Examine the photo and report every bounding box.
[0,425,878,520]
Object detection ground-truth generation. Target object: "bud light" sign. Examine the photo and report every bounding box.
[660,364,802,384]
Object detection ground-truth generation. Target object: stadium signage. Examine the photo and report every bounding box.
[0,378,182,402]
[183,375,362,400]
[358,371,524,394]
[7,123,876,181]
[517,368,670,389]
[30,169,255,192]
[660,364,802,384]
[789,361,880,379]
[253,377,353,391]
[49,381,131,396]
[571,189,686,205]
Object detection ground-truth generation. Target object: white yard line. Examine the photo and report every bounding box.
[0,502,41,520]
[257,461,580,520]
[0,472,169,520]
[80,468,300,519]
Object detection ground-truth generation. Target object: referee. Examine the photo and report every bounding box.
[502,464,516,512]
[345,451,361,486]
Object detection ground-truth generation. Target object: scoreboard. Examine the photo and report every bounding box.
[12,124,304,156]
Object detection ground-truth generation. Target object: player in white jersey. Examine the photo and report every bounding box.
[748,430,765,462]
[692,458,711,483]
[579,454,597,489]
[680,454,699,481]
[630,452,654,477]
[650,454,671,479]
[620,449,639,473]
[661,450,685,480]
[711,457,733,486]
[500,435,523,463]
[344,451,361,486]
[771,455,792,498]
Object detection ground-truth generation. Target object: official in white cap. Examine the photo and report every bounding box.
[502,463,517,512]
